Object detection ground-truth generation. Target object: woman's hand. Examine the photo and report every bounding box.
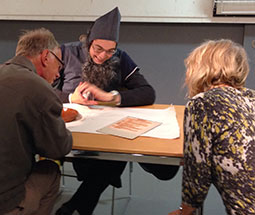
[70,82,98,105]
[168,209,181,215]
[168,203,197,215]
[81,82,114,102]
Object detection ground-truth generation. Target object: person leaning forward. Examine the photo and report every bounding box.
[0,28,73,215]
[54,7,179,215]
[169,39,255,215]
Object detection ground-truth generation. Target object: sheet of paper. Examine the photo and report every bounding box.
[63,103,180,139]
[97,116,162,139]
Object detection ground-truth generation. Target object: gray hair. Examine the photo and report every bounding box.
[15,28,59,57]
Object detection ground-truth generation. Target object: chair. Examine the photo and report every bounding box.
[60,157,133,215]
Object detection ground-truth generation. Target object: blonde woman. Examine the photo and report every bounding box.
[170,39,255,215]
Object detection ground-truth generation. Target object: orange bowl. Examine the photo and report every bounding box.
[61,108,78,123]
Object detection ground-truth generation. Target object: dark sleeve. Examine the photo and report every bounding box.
[31,88,73,159]
[61,43,84,95]
[54,88,70,103]
[118,51,155,107]
[53,42,84,103]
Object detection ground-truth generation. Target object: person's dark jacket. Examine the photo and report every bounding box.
[53,41,155,106]
[0,56,73,214]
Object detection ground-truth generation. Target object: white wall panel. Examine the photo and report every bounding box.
[0,0,254,23]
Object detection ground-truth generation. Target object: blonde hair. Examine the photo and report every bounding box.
[185,39,249,98]
[16,28,59,57]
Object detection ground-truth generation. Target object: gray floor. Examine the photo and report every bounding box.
[53,162,226,215]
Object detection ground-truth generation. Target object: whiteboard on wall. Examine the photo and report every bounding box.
[0,0,254,23]
[214,0,255,16]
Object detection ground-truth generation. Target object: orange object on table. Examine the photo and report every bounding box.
[61,108,78,123]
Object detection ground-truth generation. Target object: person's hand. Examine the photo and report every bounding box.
[168,209,181,215]
[81,82,117,102]
[70,82,98,105]
[168,204,197,215]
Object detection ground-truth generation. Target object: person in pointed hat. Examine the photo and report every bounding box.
[54,7,180,215]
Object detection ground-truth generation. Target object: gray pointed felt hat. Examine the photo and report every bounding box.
[88,7,121,43]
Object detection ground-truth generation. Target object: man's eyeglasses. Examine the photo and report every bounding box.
[91,44,116,56]
[49,50,64,70]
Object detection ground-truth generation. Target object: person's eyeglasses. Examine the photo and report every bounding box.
[91,44,116,56]
[49,50,64,70]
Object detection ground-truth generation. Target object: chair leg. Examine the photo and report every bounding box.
[129,162,133,196]
[111,186,115,215]
[61,163,65,187]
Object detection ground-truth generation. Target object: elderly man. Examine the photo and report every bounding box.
[54,7,179,215]
[0,28,73,215]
